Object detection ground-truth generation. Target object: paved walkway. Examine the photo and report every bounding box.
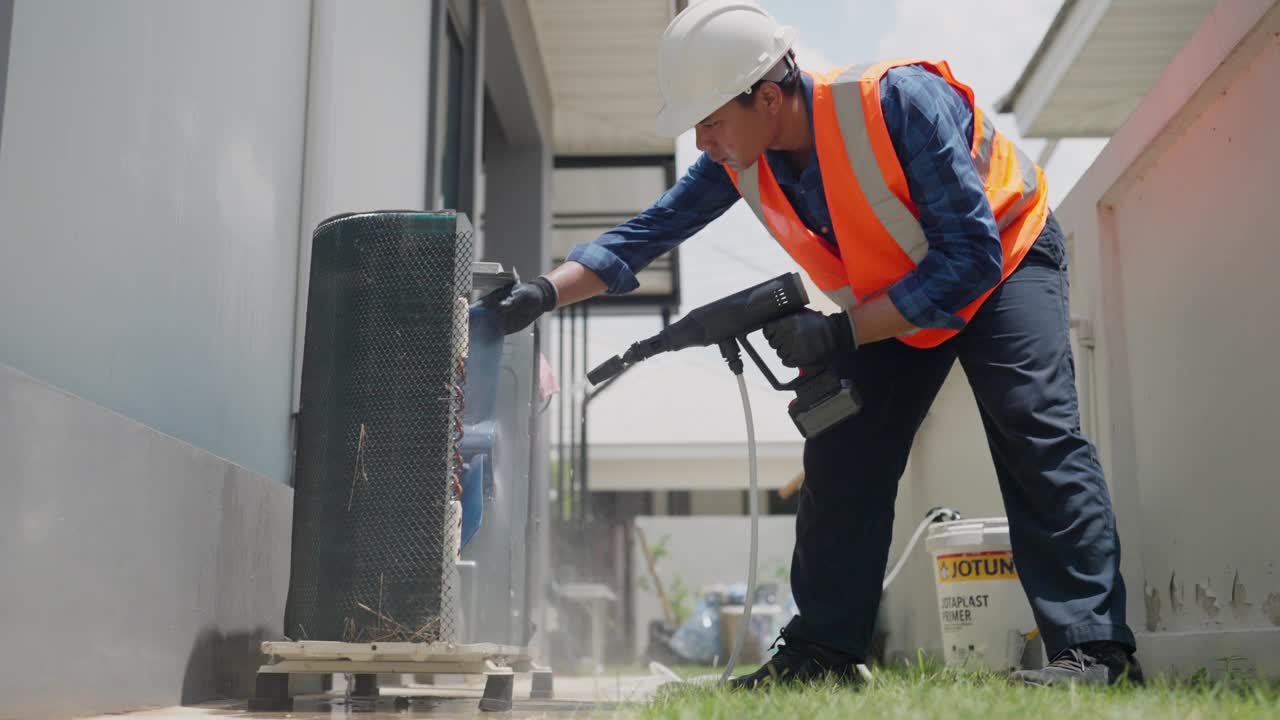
[75,673,671,719]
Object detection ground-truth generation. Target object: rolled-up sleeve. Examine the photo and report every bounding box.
[565,153,741,294]
[880,66,1003,330]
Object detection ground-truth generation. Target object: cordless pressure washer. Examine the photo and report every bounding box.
[586,272,861,438]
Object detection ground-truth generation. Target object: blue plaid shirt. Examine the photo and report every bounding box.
[565,65,1006,330]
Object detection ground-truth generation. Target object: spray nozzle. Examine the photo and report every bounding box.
[587,355,627,385]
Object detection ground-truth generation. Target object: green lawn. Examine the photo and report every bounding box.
[634,659,1280,720]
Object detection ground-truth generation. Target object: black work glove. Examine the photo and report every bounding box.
[473,277,558,335]
[763,309,857,368]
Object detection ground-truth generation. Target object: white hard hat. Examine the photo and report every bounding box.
[654,1,798,137]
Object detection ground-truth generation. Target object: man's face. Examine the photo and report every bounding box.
[694,90,775,172]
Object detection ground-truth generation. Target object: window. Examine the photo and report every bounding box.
[551,157,682,314]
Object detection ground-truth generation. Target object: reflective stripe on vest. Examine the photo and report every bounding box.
[999,145,1041,232]
[828,64,928,265]
[726,59,1050,348]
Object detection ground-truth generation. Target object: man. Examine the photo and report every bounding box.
[478,0,1141,689]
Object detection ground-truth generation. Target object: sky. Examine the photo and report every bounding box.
[559,0,1112,451]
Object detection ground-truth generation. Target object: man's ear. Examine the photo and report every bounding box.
[760,81,784,113]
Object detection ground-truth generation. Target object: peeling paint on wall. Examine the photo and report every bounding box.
[1195,579,1222,619]
[1264,593,1280,627]
[1144,581,1162,632]
[1169,571,1185,615]
[1229,571,1252,620]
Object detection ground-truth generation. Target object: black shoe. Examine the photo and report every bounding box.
[728,623,862,690]
[1011,641,1145,687]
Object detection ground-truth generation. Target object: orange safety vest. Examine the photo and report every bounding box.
[725,59,1050,348]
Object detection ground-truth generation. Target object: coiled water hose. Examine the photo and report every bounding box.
[649,373,960,687]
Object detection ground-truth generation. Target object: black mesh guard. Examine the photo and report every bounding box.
[284,211,473,643]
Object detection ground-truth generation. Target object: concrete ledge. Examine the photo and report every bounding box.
[1136,628,1280,678]
[0,364,294,719]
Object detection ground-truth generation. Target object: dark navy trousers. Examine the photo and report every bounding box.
[787,213,1137,659]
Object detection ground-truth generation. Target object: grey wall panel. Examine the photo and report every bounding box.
[0,0,311,483]
[483,141,551,280]
[0,363,294,720]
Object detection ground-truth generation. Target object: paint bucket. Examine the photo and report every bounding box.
[925,517,1043,672]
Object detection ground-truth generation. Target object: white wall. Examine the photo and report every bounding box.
[1056,0,1280,675]
[0,0,311,483]
[1105,36,1280,635]
[0,0,442,485]
[0,6,309,715]
[876,4,1280,667]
